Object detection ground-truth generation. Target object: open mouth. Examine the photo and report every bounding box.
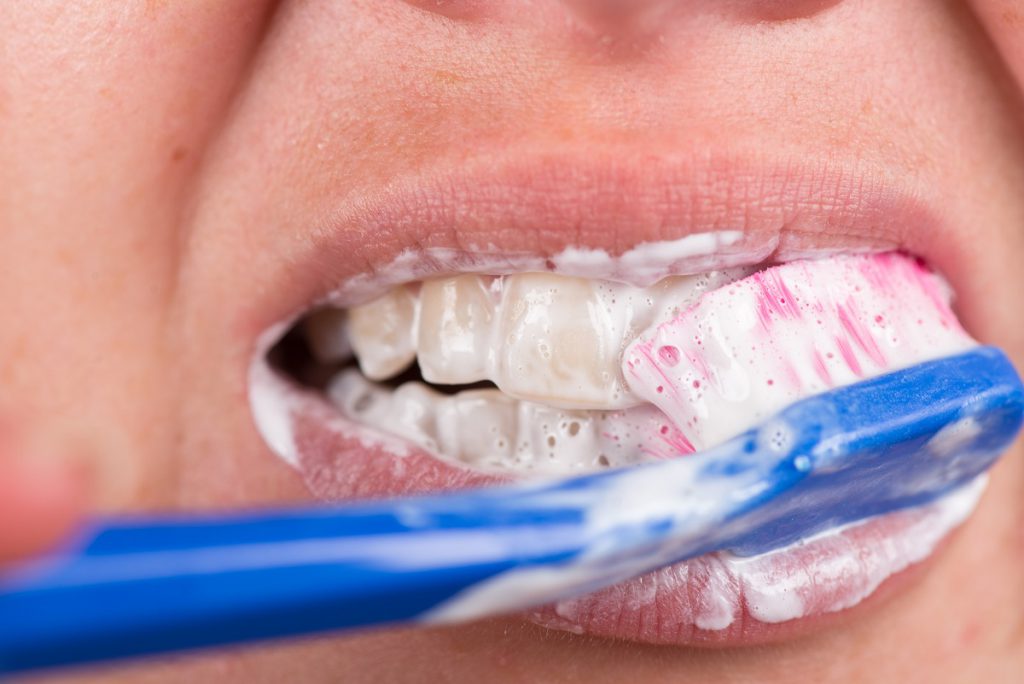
[268,263,754,475]
[249,237,986,644]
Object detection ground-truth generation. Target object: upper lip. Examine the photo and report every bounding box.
[240,148,955,336]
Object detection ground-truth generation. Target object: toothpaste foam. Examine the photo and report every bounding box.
[624,253,976,452]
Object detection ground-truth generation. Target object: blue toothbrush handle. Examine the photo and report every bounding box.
[0,502,593,674]
[1,347,1021,675]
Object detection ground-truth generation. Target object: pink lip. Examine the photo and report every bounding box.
[526,493,975,645]
[249,150,951,318]
[243,150,982,647]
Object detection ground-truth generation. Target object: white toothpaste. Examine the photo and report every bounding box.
[322,231,764,307]
[550,231,746,284]
[249,322,301,467]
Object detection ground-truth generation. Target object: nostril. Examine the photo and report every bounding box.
[562,0,845,34]
[730,0,844,24]
[400,0,492,21]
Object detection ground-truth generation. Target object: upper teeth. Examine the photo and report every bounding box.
[346,285,418,380]
[417,275,497,385]
[315,270,749,409]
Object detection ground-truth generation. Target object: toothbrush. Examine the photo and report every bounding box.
[0,347,1021,675]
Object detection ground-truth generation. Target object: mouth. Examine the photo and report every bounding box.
[245,153,991,646]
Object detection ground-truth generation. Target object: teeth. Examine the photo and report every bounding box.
[346,286,417,381]
[495,274,633,409]
[308,254,972,476]
[390,383,441,450]
[436,390,517,466]
[328,370,439,451]
[513,401,602,470]
[328,368,386,417]
[417,275,496,384]
[327,371,687,475]
[487,271,747,408]
[315,266,770,475]
[336,269,750,410]
[302,307,352,363]
[314,267,754,472]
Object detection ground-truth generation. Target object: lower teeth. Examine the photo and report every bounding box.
[328,369,690,474]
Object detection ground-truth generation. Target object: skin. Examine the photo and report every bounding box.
[2,0,1023,681]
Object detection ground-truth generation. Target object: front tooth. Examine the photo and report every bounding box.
[347,286,417,380]
[495,273,635,409]
[417,275,495,384]
[302,307,352,363]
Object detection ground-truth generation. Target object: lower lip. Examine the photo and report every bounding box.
[249,363,985,646]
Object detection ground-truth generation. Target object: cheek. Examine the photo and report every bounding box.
[968,0,1024,95]
[0,1,274,510]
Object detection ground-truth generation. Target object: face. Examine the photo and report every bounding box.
[3,1,1024,681]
